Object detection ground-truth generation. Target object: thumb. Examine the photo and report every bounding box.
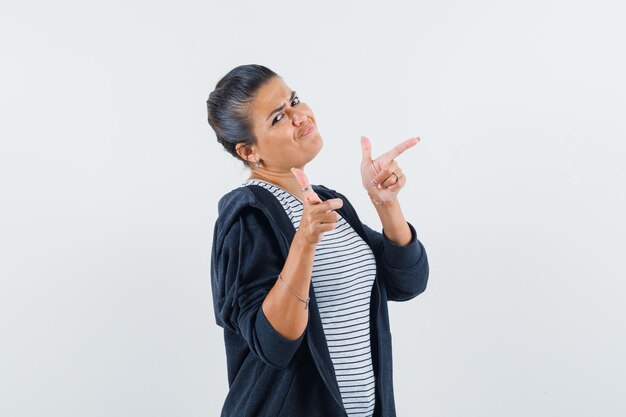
[290,167,321,203]
[360,136,372,163]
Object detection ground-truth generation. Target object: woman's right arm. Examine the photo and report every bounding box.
[261,195,343,341]
[211,179,342,369]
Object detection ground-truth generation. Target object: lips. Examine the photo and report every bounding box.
[298,124,315,139]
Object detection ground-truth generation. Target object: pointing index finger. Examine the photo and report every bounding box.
[290,167,321,203]
[386,136,420,160]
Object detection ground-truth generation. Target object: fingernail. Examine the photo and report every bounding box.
[377,184,382,189]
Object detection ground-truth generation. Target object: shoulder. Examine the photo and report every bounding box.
[214,184,290,238]
[212,186,286,266]
[216,186,255,214]
[215,185,279,222]
[213,186,266,240]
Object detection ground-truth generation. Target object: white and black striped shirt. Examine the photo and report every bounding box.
[242,179,377,417]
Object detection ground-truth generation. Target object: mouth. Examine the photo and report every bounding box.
[298,123,315,139]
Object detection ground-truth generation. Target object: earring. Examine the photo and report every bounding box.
[255,159,261,168]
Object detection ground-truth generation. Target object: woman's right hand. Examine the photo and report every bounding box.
[291,168,343,246]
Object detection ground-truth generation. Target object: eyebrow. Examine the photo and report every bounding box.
[266,91,297,121]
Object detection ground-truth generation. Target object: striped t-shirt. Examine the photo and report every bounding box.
[242,179,377,417]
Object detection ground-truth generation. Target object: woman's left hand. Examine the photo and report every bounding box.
[360,135,420,205]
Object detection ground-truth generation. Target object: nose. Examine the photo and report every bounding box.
[289,108,308,126]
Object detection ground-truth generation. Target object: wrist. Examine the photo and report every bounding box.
[292,230,319,252]
[369,194,398,207]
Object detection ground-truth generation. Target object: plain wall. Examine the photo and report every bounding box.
[1,0,625,416]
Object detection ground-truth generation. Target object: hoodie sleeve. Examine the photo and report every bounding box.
[211,206,305,369]
[362,222,429,301]
[313,184,430,302]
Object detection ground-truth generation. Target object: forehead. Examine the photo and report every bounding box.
[249,77,292,118]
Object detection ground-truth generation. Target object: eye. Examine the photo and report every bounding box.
[272,114,283,126]
[271,96,301,126]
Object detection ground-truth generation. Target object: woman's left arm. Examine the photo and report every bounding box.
[358,135,429,300]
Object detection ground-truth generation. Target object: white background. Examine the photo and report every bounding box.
[1,1,625,416]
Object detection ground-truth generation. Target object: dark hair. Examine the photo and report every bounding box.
[206,64,279,167]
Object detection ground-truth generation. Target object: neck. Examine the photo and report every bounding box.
[248,168,306,200]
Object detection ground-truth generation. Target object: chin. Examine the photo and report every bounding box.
[301,139,323,167]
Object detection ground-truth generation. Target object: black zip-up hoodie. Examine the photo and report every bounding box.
[211,183,429,417]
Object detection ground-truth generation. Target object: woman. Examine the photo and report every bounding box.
[207,64,429,417]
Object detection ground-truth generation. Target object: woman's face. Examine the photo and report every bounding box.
[244,76,323,171]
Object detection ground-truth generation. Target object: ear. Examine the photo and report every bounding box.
[235,143,255,163]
